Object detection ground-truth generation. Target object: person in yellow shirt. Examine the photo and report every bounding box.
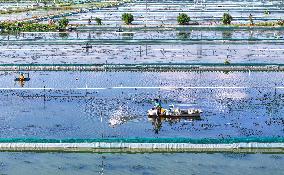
[19,73,25,81]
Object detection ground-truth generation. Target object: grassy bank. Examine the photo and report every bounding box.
[0,18,70,32]
[0,0,130,15]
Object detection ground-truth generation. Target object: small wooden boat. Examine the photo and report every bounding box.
[148,107,202,118]
[14,73,30,82]
[82,44,92,49]
[14,77,30,81]
[116,27,123,32]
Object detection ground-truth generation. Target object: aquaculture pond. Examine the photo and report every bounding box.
[2,29,284,40]
[0,0,283,174]
[0,152,283,175]
[0,71,283,139]
[65,0,284,26]
[2,0,284,26]
[0,2,58,21]
[0,29,283,65]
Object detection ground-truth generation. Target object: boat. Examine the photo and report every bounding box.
[14,73,30,81]
[82,43,92,49]
[14,77,30,81]
[148,105,202,118]
[115,27,123,32]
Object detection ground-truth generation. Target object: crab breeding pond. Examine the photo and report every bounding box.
[0,0,283,173]
[0,28,284,65]
[0,70,283,140]
[59,0,284,26]
[0,152,283,175]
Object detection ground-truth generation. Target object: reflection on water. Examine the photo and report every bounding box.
[1,0,283,173]
[149,116,201,134]
[0,71,283,139]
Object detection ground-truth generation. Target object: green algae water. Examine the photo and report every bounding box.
[0,152,283,175]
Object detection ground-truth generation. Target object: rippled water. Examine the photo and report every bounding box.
[0,152,283,175]
[0,39,283,64]
[2,29,283,40]
[0,71,283,139]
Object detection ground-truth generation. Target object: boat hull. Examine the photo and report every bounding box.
[148,113,201,118]
[14,78,30,81]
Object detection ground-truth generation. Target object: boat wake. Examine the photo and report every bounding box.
[109,106,138,127]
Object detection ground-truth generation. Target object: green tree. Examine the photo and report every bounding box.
[122,13,134,25]
[222,13,233,25]
[95,17,102,25]
[58,17,69,30]
[177,13,190,25]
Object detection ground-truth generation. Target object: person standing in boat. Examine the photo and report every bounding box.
[19,73,25,81]
[18,73,25,87]
[154,99,162,116]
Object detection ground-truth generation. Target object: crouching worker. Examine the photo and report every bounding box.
[19,73,25,81]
